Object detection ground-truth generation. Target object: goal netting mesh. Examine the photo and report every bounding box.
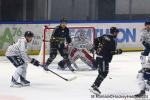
[38,26,96,70]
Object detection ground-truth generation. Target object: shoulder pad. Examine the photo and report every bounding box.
[103,36,110,41]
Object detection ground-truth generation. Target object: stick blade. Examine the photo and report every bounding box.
[67,76,77,81]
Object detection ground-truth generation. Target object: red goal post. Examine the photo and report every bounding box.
[41,25,96,64]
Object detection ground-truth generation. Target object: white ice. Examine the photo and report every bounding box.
[0,52,150,100]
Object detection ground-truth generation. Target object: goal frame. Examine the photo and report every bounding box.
[42,25,96,64]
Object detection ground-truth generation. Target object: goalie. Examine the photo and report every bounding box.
[58,30,97,70]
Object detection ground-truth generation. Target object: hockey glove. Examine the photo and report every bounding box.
[30,58,40,66]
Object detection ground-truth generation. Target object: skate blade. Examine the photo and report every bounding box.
[67,76,77,81]
[10,84,22,88]
[21,83,30,87]
[89,88,101,95]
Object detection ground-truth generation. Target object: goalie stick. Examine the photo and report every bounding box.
[40,64,77,81]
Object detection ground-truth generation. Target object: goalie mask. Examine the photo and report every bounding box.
[78,30,86,40]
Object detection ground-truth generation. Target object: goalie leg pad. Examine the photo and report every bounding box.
[80,49,97,69]
[82,49,93,62]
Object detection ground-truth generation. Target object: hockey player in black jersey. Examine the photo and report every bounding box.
[90,27,123,95]
[43,18,74,71]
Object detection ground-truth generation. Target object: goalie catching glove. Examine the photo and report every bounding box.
[111,49,123,55]
[30,58,40,66]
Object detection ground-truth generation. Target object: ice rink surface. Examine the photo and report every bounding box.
[0,52,150,100]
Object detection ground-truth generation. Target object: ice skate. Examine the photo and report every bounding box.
[134,90,145,97]
[20,76,30,86]
[89,85,101,95]
[10,77,22,88]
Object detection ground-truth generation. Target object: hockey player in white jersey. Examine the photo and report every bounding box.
[140,21,150,69]
[5,31,40,87]
[135,21,150,97]
[58,30,97,70]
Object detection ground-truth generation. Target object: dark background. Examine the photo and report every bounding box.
[0,0,150,21]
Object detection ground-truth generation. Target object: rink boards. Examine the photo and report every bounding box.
[0,21,145,55]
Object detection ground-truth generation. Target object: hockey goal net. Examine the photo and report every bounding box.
[38,26,96,65]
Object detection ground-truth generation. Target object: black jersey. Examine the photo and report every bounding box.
[94,34,117,62]
[51,25,71,44]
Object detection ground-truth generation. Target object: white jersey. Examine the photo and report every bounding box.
[5,37,32,62]
[140,30,150,45]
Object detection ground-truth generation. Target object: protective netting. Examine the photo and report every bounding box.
[38,26,96,70]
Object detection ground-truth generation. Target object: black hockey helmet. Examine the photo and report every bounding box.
[110,27,119,34]
[145,21,150,26]
[60,17,68,23]
[24,31,34,37]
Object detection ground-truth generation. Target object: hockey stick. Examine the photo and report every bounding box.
[40,64,77,81]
